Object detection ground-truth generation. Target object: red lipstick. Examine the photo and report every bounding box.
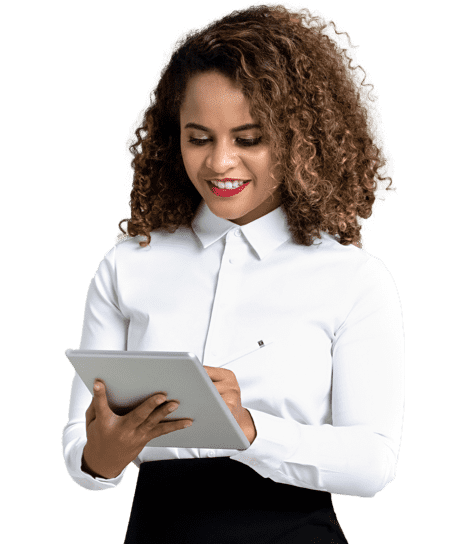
[210,178,246,182]
[208,180,251,197]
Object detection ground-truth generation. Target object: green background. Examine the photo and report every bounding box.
[0,0,459,544]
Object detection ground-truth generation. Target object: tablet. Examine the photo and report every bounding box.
[65,349,250,450]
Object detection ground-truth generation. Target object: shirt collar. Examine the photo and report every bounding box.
[191,199,292,260]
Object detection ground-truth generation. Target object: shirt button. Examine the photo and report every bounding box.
[234,229,242,237]
[207,450,216,458]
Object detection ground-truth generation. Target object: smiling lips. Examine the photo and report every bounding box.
[209,178,250,189]
[209,178,248,182]
[209,180,251,197]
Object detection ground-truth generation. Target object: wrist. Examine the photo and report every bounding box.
[243,408,257,444]
[82,444,122,480]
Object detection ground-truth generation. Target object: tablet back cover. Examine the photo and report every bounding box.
[66,349,250,450]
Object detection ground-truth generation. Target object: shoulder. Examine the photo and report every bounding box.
[314,231,371,267]
[92,234,151,273]
[106,226,194,266]
[315,232,397,292]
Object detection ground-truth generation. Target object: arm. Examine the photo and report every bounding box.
[62,245,130,490]
[81,449,106,479]
[231,255,405,497]
[241,408,257,444]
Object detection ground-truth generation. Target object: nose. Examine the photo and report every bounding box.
[205,139,239,173]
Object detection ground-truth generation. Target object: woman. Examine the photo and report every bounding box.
[63,5,404,543]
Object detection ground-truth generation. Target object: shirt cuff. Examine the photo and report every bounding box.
[230,411,398,496]
[229,408,301,478]
[64,437,127,491]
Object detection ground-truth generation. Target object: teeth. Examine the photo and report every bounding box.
[211,180,247,189]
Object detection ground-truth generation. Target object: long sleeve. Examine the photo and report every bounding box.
[62,246,130,490]
[231,255,405,497]
[63,200,405,497]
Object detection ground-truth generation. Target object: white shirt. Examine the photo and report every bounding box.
[63,199,404,496]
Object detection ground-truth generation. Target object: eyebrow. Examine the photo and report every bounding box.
[184,122,261,133]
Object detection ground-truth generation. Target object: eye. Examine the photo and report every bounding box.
[187,137,262,147]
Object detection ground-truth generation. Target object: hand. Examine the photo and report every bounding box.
[203,366,257,444]
[82,380,194,479]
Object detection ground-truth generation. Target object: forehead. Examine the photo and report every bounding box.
[180,71,254,125]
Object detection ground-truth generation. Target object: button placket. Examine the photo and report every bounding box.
[204,229,244,362]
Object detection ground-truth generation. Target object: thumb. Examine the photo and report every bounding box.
[92,379,110,417]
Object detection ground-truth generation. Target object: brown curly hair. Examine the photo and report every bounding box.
[118,4,394,249]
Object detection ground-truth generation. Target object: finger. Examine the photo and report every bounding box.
[142,403,193,435]
[92,379,111,418]
[129,393,170,427]
[148,418,193,439]
[141,401,181,431]
[203,366,230,381]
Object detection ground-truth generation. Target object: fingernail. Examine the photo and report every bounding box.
[94,381,100,391]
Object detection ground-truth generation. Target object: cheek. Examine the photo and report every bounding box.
[182,148,202,175]
[247,149,273,175]
[180,147,196,177]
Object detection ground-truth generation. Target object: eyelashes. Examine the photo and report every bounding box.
[188,137,262,147]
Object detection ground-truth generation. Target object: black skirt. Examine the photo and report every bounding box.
[124,457,348,544]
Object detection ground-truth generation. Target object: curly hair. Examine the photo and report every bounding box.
[118,4,394,249]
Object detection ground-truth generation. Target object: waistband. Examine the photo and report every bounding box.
[135,456,332,514]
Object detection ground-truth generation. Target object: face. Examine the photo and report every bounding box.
[179,71,283,226]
